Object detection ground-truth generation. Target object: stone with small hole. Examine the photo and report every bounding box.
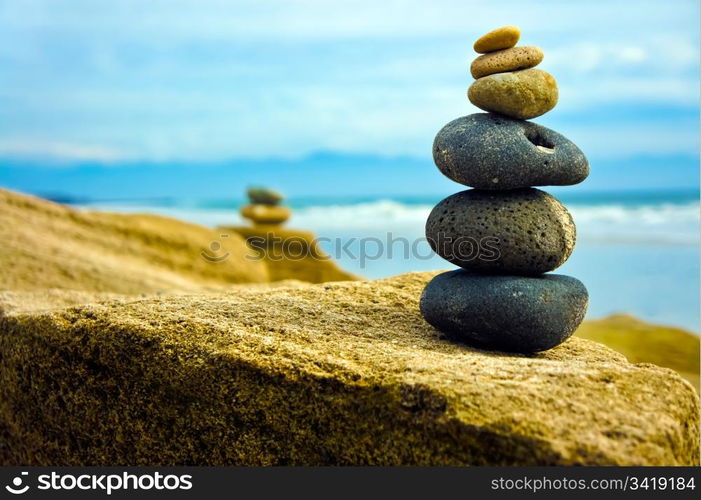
[433,113,589,190]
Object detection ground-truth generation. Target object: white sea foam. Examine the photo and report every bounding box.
[290,200,701,245]
[291,200,432,232]
[79,199,701,245]
[569,202,700,245]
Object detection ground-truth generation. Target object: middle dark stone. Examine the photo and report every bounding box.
[433,113,589,190]
[425,188,575,275]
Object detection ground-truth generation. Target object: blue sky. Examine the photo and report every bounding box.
[0,0,699,197]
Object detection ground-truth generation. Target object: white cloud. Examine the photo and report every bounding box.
[561,125,700,159]
[0,0,698,161]
[619,46,647,64]
[0,139,126,162]
[1,0,696,41]
[555,77,699,111]
[545,38,697,75]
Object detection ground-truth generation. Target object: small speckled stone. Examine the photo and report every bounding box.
[468,69,558,119]
[471,46,544,79]
[433,113,589,189]
[473,25,520,54]
[420,269,589,353]
[425,188,576,275]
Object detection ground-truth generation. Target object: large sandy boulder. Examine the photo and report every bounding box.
[0,189,268,293]
[1,272,697,465]
[220,225,358,283]
[577,314,700,392]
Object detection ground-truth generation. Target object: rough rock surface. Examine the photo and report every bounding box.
[0,189,268,293]
[577,314,700,392]
[471,46,543,79]
[468,69,558,119]
[420,270,588,352]
[0,189,355,292]
[220,225,358,283]
[1,272,698,466]
[425,189,576,274]
[433,113,589,190]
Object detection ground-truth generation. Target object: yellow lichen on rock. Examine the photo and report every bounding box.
[1,272,698,465]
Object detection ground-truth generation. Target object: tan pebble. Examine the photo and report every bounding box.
[468,68,558,120]
[471,46,544,79]
[240,204,291,225]
[473,25,520,53]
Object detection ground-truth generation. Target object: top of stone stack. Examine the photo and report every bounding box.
[468,25,558,120]
[429,25,589,190]
[473,25,521,53]
[241,187,291,225]
[246,187,284,206]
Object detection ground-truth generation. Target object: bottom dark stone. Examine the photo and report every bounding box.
[420,270,588,353]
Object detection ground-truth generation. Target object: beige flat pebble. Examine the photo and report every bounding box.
[468,68,558,119]
[473,25,520,53]
[471,46,544,79]
[240,204,291,225]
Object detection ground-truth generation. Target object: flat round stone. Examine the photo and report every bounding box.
[471,46,544,79]
[433,113,589,189]
[240,204,291,225]
[425,188,576,275]
[420,269,589,353]
[468,69,558,119]
[473,25,520,54]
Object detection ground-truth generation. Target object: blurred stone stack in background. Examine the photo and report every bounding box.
[223,187,356,283]
[240,187,291,226]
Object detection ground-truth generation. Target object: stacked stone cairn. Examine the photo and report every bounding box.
[420,26,590,353]
[240,187,291,226]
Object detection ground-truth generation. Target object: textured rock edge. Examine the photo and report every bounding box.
[1,273,698,466]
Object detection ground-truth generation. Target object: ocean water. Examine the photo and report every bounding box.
[75,189,701,332]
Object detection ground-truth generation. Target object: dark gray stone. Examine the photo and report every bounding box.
[433,113,589,189]
[247,187,283,206]
[420,270,589,353]
[425,188,575,275]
